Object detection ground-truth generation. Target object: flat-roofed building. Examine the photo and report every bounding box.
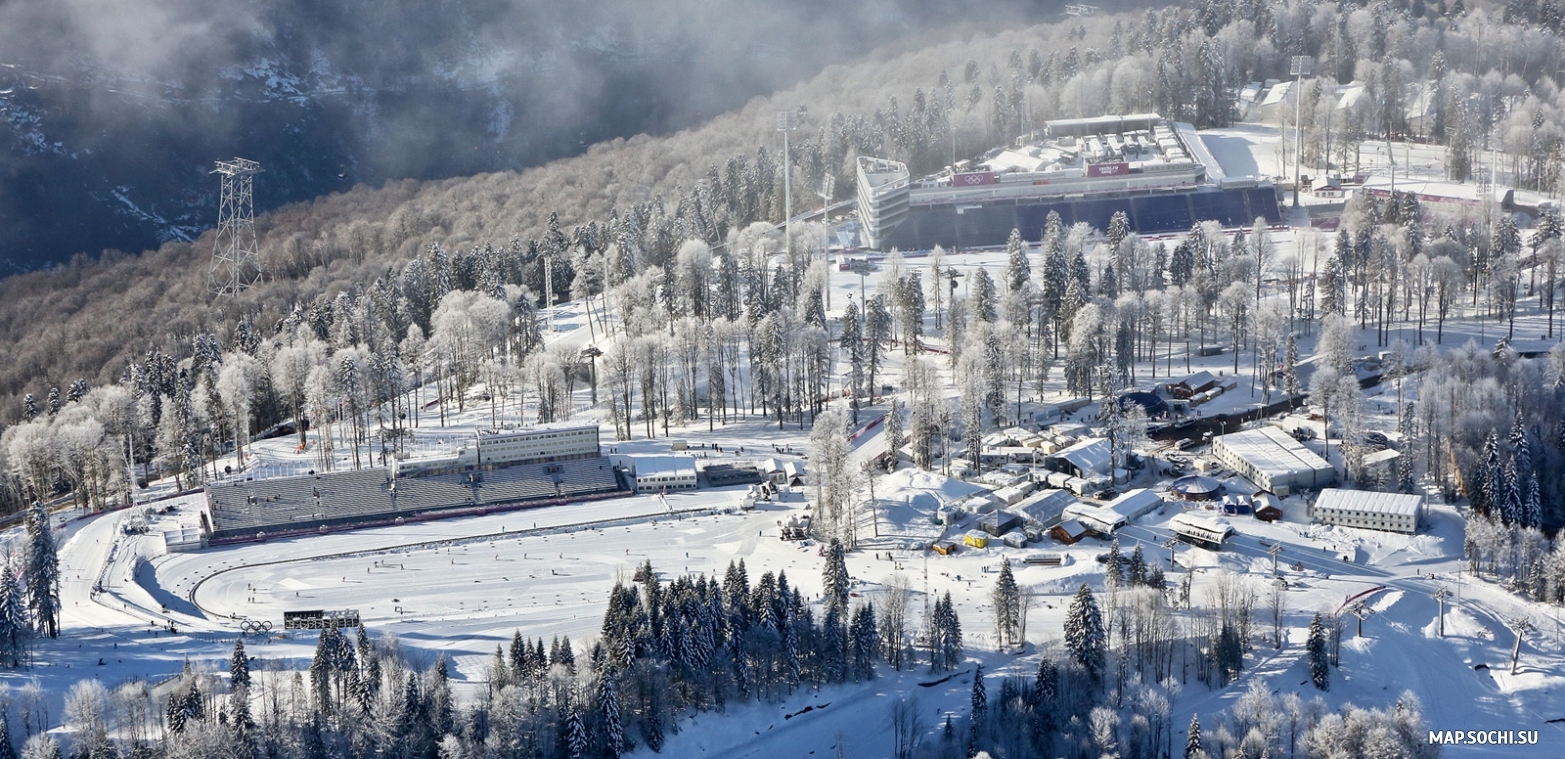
[627,455,698,493]
[1210,426,1335,496]
[1308,488,1423,534]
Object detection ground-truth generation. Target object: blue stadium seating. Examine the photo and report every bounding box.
[1188,191,1251,226]
[1131,195,1194,232]
[1070,199,1134,233]
[880,185,1281,251]
[1248,188,1283,222]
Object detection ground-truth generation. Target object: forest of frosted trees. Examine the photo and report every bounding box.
[5,540,1450,759]
[5,0,1565,753]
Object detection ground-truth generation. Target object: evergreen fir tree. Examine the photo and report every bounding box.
[1127,544,1147,586]
[1005,228,1031,294]
[231,637,251,689]
[1031,656,1057,739]
[0,566,28,668]
[1524,474,1542,529]
[1104,538,1124,590]
[1146,563,1168,591]
[565,707,587,759]
[1308,613,1330,691]
[599,672,624,759]
[991,558,1021,648]
[822,604,846,683]
[969,663,987,746]
[23,502,60,639]
[1481,431,1504,520]
[0,713,14,759]
[166,692,186,734]
[1186,714,1205,759]
[822,538,850,615]
[1063,584,1105,684]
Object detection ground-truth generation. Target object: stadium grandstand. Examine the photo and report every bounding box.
[856,113,1280,250]
[202,425,627,542]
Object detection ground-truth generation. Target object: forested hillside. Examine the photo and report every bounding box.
[5,0,1565,519]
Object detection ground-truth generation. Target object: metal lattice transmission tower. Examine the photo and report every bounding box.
[210,157,263,297]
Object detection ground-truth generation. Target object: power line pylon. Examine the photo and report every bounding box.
[210,157,263,297]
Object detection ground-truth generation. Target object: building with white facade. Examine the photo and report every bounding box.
[627,455,698,493]
[1308,489,1424,534]
[1210,426,1335,495]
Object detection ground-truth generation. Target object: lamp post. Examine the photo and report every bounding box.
[1290,56,1312,208]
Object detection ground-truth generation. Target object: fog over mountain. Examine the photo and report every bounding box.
[0,0,1072,272]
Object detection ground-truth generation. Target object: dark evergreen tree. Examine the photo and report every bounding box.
[565,707,587,759]
[1185,714,1205,759]
[968,663,987,747]
[822,538,850,615]
[0,566,28,668]
[1063,583,1105,684]
[990,558,1021,649]
[598,670,624,759]
[23,502,60,639]
[230,638,250,689]
[1308,613,1330,690]
[1127,544,1147,587]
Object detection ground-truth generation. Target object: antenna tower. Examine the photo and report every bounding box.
[210,157,263,297]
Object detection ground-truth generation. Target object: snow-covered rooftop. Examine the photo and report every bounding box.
[1212,426,1331,478]
[1313,488,1423,517]
[628,455,697,479]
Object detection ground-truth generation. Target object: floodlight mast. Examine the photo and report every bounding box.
[210,157,263,297]
[1290,57,1311,208]
[778,111,797,263]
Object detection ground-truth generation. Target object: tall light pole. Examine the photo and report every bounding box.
[778,111,798,263]
[1290,56,1312,208]
[819,172,835,309]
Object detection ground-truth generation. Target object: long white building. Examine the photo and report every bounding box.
[1210,426,1335,496]
[1308,489,1424,534]
[626,455,698,493]
[395,425,602,477]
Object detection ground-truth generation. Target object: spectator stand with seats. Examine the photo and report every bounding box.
[203,425,629,545]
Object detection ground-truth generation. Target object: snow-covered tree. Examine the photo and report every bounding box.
[1064,583,1105,684]
[1307,613,1329,691]
[0,565,29,667]
[990,558,1021,649]
[24,502,60,639]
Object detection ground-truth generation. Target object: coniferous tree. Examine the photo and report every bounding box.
[230,638,251,689]
[1063,583,1105,684]
[565,707,587,759]
[1104,538,1124,590]
[968,663,987,747]
[1478,431,1503,519]
[0,714,14,759]
[0,566,29,668]
[990,558,1021,649]
[23,503,60,639]
[598,670,624,759]
[823,538,850,615]
[1308,613,1330,691]
[1127,544,1146,586]
[1186,714,1206,759]
[1031,656,1057,743]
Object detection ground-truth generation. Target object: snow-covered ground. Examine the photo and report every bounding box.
[19,176,1565,755]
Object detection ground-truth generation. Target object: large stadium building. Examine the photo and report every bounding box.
[856,113,1280,250]
[202,425,628,543]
